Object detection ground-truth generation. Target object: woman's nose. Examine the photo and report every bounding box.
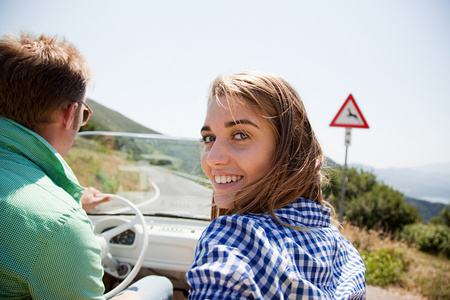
[204,140,229,166]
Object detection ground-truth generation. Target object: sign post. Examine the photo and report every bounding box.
[330,94,369,224]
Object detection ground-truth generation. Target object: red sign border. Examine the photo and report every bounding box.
[329,94,369,129]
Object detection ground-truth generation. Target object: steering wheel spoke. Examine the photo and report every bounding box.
[100,218,138,240]
[93,194,149,299]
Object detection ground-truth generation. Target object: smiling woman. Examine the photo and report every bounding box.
[200,95,277,210]
[187,71,366,299]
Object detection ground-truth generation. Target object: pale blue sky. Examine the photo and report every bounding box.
[1,0,449,169]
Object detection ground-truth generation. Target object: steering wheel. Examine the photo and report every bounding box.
[93,194,149,299]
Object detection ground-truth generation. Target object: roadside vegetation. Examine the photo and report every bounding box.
[66,137,142,193]
[325,167,450,300]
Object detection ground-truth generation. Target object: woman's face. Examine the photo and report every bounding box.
[201,96,277,209]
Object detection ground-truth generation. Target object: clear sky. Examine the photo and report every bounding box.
[1,0,449,169]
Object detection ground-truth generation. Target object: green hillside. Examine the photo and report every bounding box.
[81,98,160,134]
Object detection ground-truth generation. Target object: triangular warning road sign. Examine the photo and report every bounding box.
[330,94,369,128]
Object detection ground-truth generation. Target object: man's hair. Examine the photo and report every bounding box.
[0,32,91,130]
[208,71,326,222]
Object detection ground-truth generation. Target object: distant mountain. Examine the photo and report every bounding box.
[348,163,450,223]
[350,162,450,206]
[405,197,446,224]
[82,98,160,134]
[374,164,450,205]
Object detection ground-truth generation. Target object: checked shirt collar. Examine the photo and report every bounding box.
[245,197,331,228]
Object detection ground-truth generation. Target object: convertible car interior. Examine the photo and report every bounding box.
[67,132,212,299]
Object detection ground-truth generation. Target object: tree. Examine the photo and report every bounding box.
[322,167,419,233]
[430,204,450,227]
[322,167,377,214]
[346,183,419,233]
[441,205,450,227]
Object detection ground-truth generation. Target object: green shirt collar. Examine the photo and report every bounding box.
[0,117,84,202]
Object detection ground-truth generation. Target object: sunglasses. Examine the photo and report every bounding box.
[72,101,93,126]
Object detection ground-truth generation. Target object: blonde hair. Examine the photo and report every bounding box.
[0,32,91,130]
[208,71,325,223]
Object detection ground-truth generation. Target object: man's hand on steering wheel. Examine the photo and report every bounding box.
[81,187,112,211]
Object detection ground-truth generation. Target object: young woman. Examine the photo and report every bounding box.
[186,71,365,299]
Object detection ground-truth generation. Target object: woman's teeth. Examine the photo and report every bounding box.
[214,175,242,184]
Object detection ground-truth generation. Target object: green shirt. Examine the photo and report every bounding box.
[0,117,105,299]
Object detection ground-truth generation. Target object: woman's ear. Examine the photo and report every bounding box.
[63,102,78,129]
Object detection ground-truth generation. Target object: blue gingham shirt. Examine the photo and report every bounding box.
[187,198,365,299]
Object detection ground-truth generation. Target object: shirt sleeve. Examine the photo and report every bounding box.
[28,208,106,300]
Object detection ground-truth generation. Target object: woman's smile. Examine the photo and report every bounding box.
[214,175,243,184]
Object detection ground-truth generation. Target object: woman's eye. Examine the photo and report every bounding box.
[233,132,249,140]
[202,135,215,143]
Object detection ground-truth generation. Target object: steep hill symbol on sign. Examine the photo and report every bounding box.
[330,94,369,128]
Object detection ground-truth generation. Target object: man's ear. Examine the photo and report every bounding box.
[63,102,78,129]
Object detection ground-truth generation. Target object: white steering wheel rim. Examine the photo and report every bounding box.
[96,194,149,299]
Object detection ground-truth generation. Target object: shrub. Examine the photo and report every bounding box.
[400,223,450,258]
[342,222,450,299]
[362,248,406,287]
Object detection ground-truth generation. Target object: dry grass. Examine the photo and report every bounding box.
[341,222,450,300]
[340,221,407,253]
[66,147,142,193]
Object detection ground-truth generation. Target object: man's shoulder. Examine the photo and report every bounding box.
[0,157,88,251]
[1,179,87,240]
